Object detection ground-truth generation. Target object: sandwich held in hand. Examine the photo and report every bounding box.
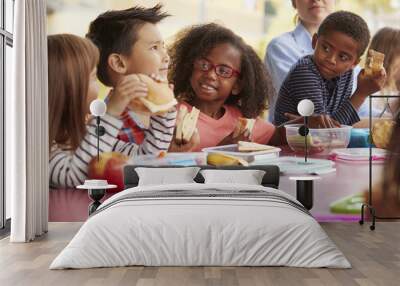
[128,74,177,114]
[175,105,200,143]
[365,49,385,76]
[207,152,249,166]
[233,117,255,137]
[237,141,277,152]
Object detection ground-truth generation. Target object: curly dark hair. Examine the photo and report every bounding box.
[318,11,370,57]
[168,23,274,118]
[86,4,169,86]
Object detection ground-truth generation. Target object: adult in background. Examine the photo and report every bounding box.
[265,0,335,122]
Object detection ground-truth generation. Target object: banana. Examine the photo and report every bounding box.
[287,134,315,146]
[207,152,249,166]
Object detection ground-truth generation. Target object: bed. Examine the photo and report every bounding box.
[50,165,350,269]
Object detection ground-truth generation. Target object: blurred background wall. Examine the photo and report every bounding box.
[46,0,400,96]
[47,0,400,56]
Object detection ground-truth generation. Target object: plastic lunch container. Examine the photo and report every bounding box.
[132,152,207,166]
[285,124,352,155]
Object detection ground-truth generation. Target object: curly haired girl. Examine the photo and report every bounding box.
[169,23,282,151]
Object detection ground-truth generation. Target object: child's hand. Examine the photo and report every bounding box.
[169,128,200,152]
[107,74,148,117]
[357,68,387,97]
[218,124,251,146]
[284,113,341,128]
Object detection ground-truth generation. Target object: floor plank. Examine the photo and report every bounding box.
[0,222,399,286]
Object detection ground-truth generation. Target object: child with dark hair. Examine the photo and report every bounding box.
[169,23,283,151]
[86,4,187,152]
[274,10,387,128]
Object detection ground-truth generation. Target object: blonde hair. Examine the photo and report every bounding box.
[48,34,99,151]
[368,27,400,92]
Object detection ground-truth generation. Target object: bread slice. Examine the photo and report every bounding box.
[237,141,276,152]
[175,106,200,143]
[245,118,255,133]
[182,107,200,142]
[175,105,188,142]
[129,74,177,114]
[234,118,255,137]
[139,97,178,114]
[365,49,385,76]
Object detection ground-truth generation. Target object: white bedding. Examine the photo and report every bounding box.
[50,183,351,269]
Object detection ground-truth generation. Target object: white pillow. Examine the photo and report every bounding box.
[135,167,200,186]
[200,169,266,185]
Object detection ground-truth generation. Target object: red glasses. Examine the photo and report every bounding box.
[194,58,241,78]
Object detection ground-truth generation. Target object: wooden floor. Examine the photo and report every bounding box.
[0,222,399,286]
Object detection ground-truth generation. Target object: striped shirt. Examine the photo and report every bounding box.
[274,55,360,126]
[117,109,145,144]
[104,92,145,144]
[49,110,176,188]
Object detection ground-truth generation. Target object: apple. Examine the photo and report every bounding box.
[88,152,129,192]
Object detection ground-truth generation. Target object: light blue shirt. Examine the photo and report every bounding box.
[264,23,373,122]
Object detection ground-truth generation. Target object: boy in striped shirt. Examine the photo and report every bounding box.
[274,11,386,128]
[87,5,180,153]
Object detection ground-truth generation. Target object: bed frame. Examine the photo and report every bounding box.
[123,165,280,189]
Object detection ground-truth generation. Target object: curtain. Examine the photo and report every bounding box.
[8,0,48,242]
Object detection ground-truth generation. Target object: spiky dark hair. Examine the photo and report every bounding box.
[86,4,169,86]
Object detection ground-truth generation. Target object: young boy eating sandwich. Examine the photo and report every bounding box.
[274,11,387,128]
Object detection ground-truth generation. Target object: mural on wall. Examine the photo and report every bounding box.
[47,0,400,222]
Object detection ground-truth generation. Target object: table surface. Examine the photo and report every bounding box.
[49,153,384,222]
[49,189,114,222]
[280,160,383,221]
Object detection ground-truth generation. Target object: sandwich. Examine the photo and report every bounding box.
[128,74,178,114]
[233,117,256,137]
[175,105,200,143]
[365,49,385,76]
[237,141,277,152]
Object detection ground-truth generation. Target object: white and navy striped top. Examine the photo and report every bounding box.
[49,110,176,188]
[274,55,360,126]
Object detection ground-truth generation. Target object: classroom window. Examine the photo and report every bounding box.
[1,0,14,231]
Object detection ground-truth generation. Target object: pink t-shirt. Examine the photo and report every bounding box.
[179,102,276,152]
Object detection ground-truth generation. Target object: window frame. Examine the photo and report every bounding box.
[1,0,14,231]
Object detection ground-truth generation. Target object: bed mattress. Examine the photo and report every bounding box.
[50,183,350,269]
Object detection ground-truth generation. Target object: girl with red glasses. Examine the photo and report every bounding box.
[168,23,285,151]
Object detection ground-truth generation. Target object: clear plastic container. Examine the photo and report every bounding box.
[285,124,352,155]
[131,152,207,166]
